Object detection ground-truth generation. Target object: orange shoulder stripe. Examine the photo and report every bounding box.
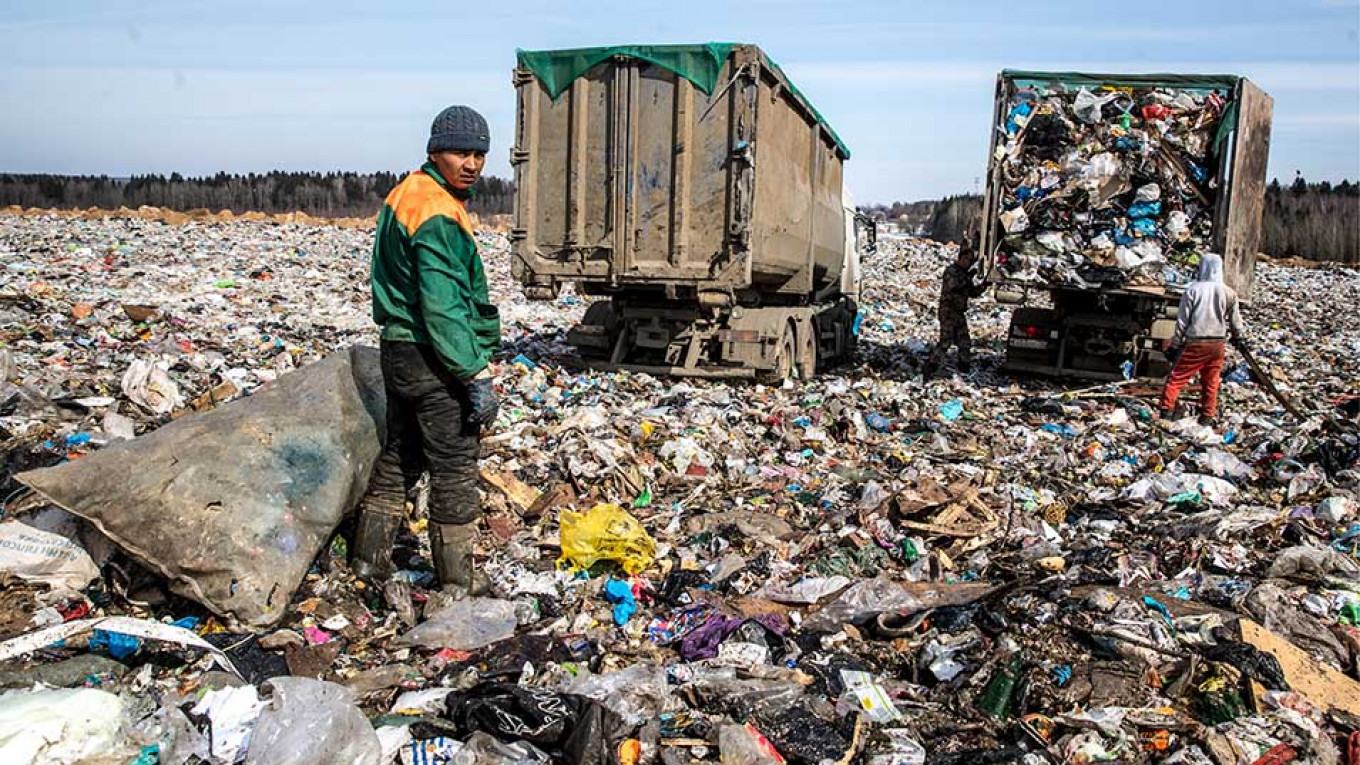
[386,171,473,236]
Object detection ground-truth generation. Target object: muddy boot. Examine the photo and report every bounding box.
[429,522,489,598]
[351,501,404,582]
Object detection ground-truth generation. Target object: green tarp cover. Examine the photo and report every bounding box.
[517,43,738,99]
[1002,70,1240,92]
[1002,69,1241,153]
[516,43,850,159]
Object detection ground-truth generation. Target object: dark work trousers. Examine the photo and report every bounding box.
[927,308,973,368]
[364,340,482,525]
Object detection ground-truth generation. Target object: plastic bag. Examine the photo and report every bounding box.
[804,576,923,632]
[444,682,628,765]
[1134,183,1161,202]
[18,346,386,629]
[1200,449,1254,480]
[564,663,670,726]
[939,400,965,422]
[451,732,550,765]
[0,687,139,764]
[191,685,265,762]
[0,520,100,592]
[1000,207,1029,233]
[395,597,517,651]
[719,723,786,765]
[1315,496,1355,524]
[245,677,382,765]
[120,358,183,414]
[558,503,656,574]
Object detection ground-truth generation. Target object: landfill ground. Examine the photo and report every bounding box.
[0,212,1358,765]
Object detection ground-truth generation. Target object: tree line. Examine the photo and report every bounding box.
[0,171,515,218]
[870,178,1357,264]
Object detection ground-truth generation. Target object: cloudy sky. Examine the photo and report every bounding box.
[2,0,1357,202]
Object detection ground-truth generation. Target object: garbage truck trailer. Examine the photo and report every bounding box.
[510,44,870,379]
[979,70,1273,380]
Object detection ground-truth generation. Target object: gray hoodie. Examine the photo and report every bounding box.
[1173,253,1244,346]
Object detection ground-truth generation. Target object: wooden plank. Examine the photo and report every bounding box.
[1238,618,1360,716]
[479,469,541,513]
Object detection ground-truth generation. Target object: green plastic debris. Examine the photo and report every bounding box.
[214,280,237,289]
[900,539,921,562]
[632,486,652,509]
[1340,601,1360,627]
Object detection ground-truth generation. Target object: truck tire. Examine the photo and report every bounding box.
[581,300,617,331]
[569,301,618,361]
[797,319,817,379]
[759,322,797,384]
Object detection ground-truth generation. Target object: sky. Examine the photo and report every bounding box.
[1,0,1357,203]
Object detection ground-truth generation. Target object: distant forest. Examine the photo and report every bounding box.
[866,178,1359,264]
[0,170,515,218]
[4,172,1356,263]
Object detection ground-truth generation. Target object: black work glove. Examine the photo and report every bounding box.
[1165,345,1182,364]
[1232,336,1251,354]
[466,377,499,427]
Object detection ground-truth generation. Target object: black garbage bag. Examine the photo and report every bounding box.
[1200,641,1288,690]
[1075,264,1128,288]
[444,682,628,765]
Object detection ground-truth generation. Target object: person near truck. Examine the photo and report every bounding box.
[1160,252,1246,426]
[351,105,501,595]
[924,234,987,377]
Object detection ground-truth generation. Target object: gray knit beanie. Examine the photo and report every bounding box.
[427,105,490,154]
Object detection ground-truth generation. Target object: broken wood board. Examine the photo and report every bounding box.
[526,483,574,519]
[1238,618,1360,715]
[479,469,540,513]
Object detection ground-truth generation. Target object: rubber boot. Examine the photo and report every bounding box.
[429,522,489,597]
[351,501,404,582]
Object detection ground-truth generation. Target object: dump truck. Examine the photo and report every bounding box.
[510,44,871,379]
[979,70,1273,380]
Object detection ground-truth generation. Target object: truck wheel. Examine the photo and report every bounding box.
[759,323,797,384]
[797,320,817,379]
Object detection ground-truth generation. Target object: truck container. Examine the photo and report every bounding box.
[510,43,869,379]
[979,70,1273,380]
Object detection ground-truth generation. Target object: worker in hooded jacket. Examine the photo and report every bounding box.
[351,105,501,595]
[1160,252,1246,426]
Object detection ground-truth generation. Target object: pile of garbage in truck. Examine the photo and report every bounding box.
[993,77,1237,289]
[0,212,1358,764]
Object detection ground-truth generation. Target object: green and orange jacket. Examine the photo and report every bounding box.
[371,161,500,379]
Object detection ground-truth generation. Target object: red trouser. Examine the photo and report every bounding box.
[1161,341,1227,416]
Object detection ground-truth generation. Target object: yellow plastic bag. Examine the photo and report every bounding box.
[557,503,656,575]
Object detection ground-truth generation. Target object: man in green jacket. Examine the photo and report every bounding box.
[352,105,501,595]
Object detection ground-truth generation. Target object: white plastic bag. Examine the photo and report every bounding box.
[0,688,138,764]
[245,677,381,765]
[394,597,517,651]
[120,358,182,414]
